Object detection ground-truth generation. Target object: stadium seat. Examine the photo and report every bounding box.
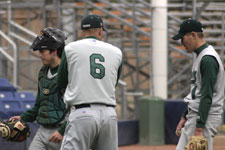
[0,99,21,110]
[0,99,23,118]
[15,92,36,110]
[0,91,15,100]
[20,100,35,110]
[0,91,20,118]
[0,111,9,119]
[0,78,17,92]
[15,92,35,101]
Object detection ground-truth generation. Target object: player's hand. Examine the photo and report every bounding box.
[194,127,203,136]
[49,130,63,143]
[176,116,186,136]
[9,116,21,121]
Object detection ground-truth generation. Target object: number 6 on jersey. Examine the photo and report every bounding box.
[90,53,105,79]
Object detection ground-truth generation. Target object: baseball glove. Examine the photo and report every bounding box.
[185,136,208,150]
[0,119,30,142]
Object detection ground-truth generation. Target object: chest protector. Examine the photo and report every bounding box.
[37,66,66,125]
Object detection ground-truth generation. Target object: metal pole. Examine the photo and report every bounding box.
[121,84,127,120]
[151,0,168,99]
[0,30,17,87]
[7,0,18,87]
[7,0,11,37]
[132,0,138,89]
[222,13,225,64]
[55,0,62,29]
[132,0,140,119]
[118,80,127,120]
[192,0,197,19]
[73,8,77,41]
[150,1,153,96]
[42,2,47,27]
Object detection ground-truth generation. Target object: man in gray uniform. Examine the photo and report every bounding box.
[172,18,225,150]
[57,14,123,150]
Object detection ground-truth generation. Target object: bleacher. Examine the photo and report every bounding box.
[0,78,35,119]
[1,1,225,148]
[1,0,225,101]
[0,78,37,150]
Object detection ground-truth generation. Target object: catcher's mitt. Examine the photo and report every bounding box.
[0,119,30,142]
[185,136,208,150]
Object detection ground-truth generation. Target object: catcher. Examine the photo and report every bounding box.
[173,19,224,150]
[10,27,68,150]
[0,119,30,142]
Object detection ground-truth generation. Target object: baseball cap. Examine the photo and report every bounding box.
[172,18,203,40]
[81,14,107,32]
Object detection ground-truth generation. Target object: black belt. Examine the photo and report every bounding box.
[42,123,62,128]
[74,103,115,109]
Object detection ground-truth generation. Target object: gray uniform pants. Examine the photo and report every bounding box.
[60,104,118,150]
[29,125,62,150]
[176,109,221,150]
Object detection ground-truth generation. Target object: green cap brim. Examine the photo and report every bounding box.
[172,33,182,40]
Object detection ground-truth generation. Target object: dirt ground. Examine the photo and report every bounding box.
[119,144,225,150]
[118,135,225,150]
[119,144,176,150]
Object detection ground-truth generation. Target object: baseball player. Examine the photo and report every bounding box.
[57,14,123,150]
[172,18,225,150]
[10,27,68,150]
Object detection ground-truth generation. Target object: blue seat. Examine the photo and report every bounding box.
[15,92,36,110]
[0,111,9,119]
[0,91,15,101]
[0,78,17,92]
[0,91,23,118]
[0,100,21,110]
[20,100,35,110]
[0,100,23,118]
[15,92,35,101]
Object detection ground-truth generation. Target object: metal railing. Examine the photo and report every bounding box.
[0,30,17,87]
[9,20,37,45]
[0,1,38,87]
[83,0,151,37]
[117,79,144,120]
[0,1,18,86]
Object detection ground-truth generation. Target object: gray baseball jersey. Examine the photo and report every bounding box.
[63,38,122,106]
[184,45,225,115]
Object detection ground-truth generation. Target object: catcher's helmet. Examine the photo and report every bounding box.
[30,27,67,51]
[0,119,30,142]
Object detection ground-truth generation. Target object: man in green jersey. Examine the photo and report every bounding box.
[172,18,225,150]
[10,27,68,150]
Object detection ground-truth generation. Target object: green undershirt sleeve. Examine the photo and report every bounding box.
[182,107,188,120]
[116,62,123,87]
[196,55,219,128]
[57,51,68,89]
[57,122,67,136]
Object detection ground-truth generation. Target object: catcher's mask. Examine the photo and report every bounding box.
[0,119,30,142]
[30,27,67,51]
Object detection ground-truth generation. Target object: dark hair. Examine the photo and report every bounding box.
[56,44,65,58]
